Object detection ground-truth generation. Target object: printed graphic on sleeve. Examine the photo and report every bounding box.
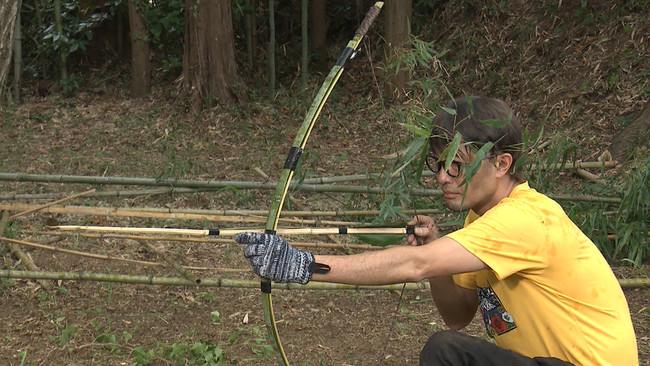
[477,284,516,337]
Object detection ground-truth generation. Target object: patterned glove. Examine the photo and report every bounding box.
[235,232,315,284]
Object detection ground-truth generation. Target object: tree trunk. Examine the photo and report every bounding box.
[12,9,22,102]
[267,0,275,99]
[245,0,258,69]
[53,0,67,80]
[384,0,412,103]
[0,0,21,108]
[300,0,308,89]
[608,101,650,163]
[182,0,244,112]
[310,0,327,71]
[127,0,151,97]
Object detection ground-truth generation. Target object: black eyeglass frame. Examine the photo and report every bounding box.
[425,154,497,178]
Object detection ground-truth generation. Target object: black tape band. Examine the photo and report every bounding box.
[283,147,303,171]
[310,262,331,274]
[405,225,415,236]
[338,227,347,234]
[261,280,271,293]
[208,229,220,236]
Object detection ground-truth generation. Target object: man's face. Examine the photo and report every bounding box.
[432,147,499,215]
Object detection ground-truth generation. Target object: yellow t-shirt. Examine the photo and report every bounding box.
[447,182,638,366]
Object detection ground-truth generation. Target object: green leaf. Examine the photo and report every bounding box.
[480,112,512,128]
[355,234,404,247]
[440,106,456,116]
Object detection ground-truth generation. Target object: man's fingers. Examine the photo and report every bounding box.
[244,243,264,258]
[234,232,265,244]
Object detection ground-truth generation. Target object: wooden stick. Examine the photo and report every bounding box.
[0,236,248,273]
[49,225,411,237]
[9,189,96,219]
[139,240,198,282]
[0,212,51,289]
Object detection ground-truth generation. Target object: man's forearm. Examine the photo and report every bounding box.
[428,276,478,330]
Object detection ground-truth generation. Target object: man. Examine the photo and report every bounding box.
[235,96,638,365]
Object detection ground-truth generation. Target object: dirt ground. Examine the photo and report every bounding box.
[1,1,649,365]
[0,88,648,365]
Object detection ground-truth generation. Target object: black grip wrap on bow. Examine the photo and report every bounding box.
[208,229,220,236]
[283,147,303,171]
[336,47,355,68]
[338,227,348,234]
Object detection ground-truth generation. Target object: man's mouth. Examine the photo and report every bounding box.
[443,190,458,199]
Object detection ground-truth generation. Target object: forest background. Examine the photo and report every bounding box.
[0,0,648,365]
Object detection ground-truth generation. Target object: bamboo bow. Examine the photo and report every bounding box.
[260,2,384,364]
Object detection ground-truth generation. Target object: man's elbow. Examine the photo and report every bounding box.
[443,317,473,331]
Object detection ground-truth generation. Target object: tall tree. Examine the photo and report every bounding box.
[384,0,411,103]
[267,0,275,98]
[310,0,327,71]
[182,0,244,112]
[245,0,258,69]
[0,0,22,107]
[127,0,151,97]
[53,0,67,80]
[13,6,22,101]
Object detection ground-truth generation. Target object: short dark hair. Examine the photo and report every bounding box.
[429,96,525,180]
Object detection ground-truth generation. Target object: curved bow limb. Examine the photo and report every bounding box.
[261,2,385,365]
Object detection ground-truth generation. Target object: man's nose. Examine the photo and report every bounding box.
[436,169,455,185]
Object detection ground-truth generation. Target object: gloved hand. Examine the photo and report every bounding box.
[235,232,315,284]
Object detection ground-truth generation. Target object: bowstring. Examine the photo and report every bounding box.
[362,33,423,365]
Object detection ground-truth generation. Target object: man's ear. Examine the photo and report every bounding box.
[494,153,513,178]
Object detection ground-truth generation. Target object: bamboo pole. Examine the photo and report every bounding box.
[2,269,646,289]
[2,269,432,290]
[138,240,198,282]
[0,236,249,273]
[1,204,362,227]
[0,172,441,196]
[0,203,441,219]
[49,225,412,237]
[28,231,387,251]
[9,189,95,219]
[575,169,607,185]
[0,187,215,200]
[0,212,52,289]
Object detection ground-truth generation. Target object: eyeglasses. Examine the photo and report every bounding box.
[425,155,463,178]
[425,154,496,178]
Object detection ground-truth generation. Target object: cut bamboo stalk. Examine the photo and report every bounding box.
[575,169,606,185]
[0,203,441,218]
[0,172,441,196]
[49,225,413,237]
[139,240,198,282]
[0,212,51,289]
[0,187,215,200]
[9,189,95,219]
[2,269,432,290]
[2,269,646,289]
[0,236,248,273]
[1,204,361,226]
[28,231,386,251]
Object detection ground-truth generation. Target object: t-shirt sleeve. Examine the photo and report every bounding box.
[446,200,550,280]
